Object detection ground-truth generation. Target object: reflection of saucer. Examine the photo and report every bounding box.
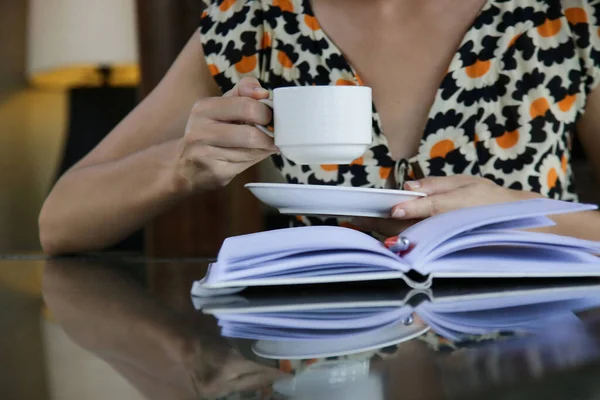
[252,319,430,360]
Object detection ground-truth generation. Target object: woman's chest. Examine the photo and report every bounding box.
[309,0,488,160]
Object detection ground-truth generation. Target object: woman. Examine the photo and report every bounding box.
[39,0,600,255]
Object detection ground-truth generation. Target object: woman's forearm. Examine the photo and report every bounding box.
[39,138,189,255]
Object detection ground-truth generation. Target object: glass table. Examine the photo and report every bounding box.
[3,255,600,399]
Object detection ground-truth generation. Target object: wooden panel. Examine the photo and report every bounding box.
[137,0,263,257]
[0,0,27,102]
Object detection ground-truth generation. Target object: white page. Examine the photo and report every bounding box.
[228,265,385,280]
[224,249,322,271]
[417,230,600,270]
[217,225,396,266]
[264,267,381,279]
[208,226,406,283]
[200,270,411,289]
[469,216,556,232]
[426,245,600,275]
[209,251,403,282]
[402,198,597,268]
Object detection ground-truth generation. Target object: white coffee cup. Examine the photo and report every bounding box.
[255,86,372,165]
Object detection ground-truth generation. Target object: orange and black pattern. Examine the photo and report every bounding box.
[200,0,600,226]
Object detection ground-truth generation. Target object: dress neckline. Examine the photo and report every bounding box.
[302,0,494,168]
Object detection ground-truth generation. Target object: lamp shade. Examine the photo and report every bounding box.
[27,0,140,88]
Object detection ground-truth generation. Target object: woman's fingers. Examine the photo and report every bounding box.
[396,176,496,219]
[184,143,275,164]
[404,175,481,195]
[223,76,270,99]
[188,122,276,151]
[391,192,474,220]
[391,195,445,220]
[176,77,274,192]
[189,96,272,126]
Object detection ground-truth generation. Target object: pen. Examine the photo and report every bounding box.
[384,236,411,253]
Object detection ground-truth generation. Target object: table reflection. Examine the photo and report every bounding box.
[196,282,600,399]
[42,259,285,399]
[43,257,600,400]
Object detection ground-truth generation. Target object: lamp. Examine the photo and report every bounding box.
[27,0,143,252]
[27,0,140,89]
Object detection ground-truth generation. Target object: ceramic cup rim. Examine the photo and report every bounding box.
[272,86,372,94]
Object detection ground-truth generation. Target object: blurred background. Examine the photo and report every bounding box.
[0,0,287,258]
[1,3,276,398]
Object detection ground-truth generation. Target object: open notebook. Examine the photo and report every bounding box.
[195,283,600,359]
[192,198,600,294]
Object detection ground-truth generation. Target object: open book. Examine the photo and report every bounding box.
[192,198,600,294]
[195,283,600,359]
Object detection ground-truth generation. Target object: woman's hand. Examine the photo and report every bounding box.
[174,76,277,192]
[353,175,541,237]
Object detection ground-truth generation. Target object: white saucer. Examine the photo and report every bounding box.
[245,183,426,218]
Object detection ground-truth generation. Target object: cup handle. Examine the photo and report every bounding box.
[255,98,274,138]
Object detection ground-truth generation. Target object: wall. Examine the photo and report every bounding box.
[0,1,67,252]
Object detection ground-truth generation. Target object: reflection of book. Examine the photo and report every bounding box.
[192,199,600,294]
[195,283,600,359]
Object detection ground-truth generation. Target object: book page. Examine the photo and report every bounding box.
[402,199,597,270]
[417,230,600,269]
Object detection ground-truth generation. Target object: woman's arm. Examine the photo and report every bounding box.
[39,35,209,254]
[39,34,274,255]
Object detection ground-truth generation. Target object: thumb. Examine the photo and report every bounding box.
[223,76,269,99]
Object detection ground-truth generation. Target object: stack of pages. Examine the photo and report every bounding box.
[192,198,600,294]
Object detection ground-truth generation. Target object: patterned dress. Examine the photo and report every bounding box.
[200,0,600,228]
